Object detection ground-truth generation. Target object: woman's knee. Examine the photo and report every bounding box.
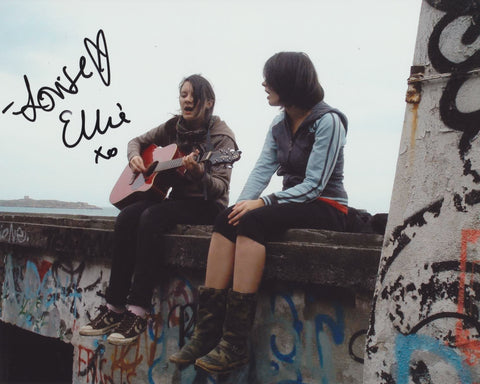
[214,206,232,225]
[213,206,236,242]
[138,205,172,232]
[236,210,267,245]
[115,202,146,232]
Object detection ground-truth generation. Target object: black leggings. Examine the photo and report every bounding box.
[213,200,347,245]
[105,198,222,308]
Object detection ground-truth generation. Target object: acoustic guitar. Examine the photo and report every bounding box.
[109,144,241,209]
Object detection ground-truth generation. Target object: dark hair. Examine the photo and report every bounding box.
[179,74,216,122]
[263,52,324,110]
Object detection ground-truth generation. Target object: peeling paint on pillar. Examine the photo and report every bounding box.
[364,1,480,383]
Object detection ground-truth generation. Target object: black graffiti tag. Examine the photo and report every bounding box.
[427,0,480,181]
[366,2,480,374]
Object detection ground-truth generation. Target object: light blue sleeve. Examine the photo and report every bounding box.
[262,113,346,205]
[236,119,281,202]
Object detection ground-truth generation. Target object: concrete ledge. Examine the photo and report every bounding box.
[0,212,383,293]
[0,212,382,383]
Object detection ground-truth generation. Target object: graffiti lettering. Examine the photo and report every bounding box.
[0,223,29,244]
[78,344,112,384]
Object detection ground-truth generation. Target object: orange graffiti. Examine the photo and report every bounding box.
[78,345,111,384]
[110,342,144,383]
[109,313,165,383]
[78,345,94,379]
[456,229,480,365]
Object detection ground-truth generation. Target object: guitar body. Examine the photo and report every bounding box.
[109,142,241,209]
[109,144,184,209]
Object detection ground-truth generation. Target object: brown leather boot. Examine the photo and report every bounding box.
[169,286,227,365]
[194,289,257,374]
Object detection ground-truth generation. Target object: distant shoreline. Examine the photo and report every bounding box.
[0,197,101,210]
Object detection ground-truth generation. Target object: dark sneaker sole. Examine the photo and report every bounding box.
[79,323,119,336]
[106,333,141,346]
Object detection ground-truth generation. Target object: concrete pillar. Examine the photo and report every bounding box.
[364,1,480,383]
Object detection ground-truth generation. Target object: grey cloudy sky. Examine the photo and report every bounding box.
[0,0,422,214]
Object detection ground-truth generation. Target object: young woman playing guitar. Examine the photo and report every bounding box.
[79,74,238,345]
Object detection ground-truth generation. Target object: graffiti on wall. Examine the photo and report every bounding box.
[0,223,29,244]
[1,253,104,339]
[74,282,367,384]
[366,1,480,383]
[0,240,368,383]
[372,228,480,383]
[75,279,208,384]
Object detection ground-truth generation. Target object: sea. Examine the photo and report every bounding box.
[0,206,120,217]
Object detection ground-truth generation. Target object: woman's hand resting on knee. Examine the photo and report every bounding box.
[228,199,265,226]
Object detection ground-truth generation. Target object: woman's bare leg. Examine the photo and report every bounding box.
[204,232,236,289]
[232,235,266,293]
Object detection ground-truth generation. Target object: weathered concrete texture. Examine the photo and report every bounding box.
[0,213,382,292]
[0,213,382,383]
[364,1,480,383]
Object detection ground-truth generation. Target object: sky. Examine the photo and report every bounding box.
[0,0,422,214]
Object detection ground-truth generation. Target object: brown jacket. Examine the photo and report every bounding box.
[127,116,237,208]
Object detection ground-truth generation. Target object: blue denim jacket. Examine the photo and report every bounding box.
[237,101,348,206]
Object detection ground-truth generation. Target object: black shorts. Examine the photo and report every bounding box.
[213,199,347,245]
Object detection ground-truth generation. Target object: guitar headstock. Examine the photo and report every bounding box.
[206,149,242,167]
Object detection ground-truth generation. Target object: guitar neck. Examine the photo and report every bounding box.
[152,152,210,173]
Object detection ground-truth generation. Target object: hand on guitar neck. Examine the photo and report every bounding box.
[130,149,205,179]
[181,149,205,179]
[130,149,203,178]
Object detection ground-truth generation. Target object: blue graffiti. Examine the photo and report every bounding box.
[147,280,214,384]
[13,259,55,330]
[315,304,345,367]
[266,292,348,384]
[395,334,472,384]
[277,369,308,383]
[2,254,102,337]
[270,293,303,364]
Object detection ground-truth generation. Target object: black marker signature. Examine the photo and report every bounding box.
[2,29,110,122]
[61,103,130,148]
[94,146,118,164]
[4,28,131,164]
[84,29,110,87]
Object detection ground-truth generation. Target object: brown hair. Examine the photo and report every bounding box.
[179,74,216,122]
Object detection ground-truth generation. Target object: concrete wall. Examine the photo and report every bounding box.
[0,213,382,384]
[364,1,480,383]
